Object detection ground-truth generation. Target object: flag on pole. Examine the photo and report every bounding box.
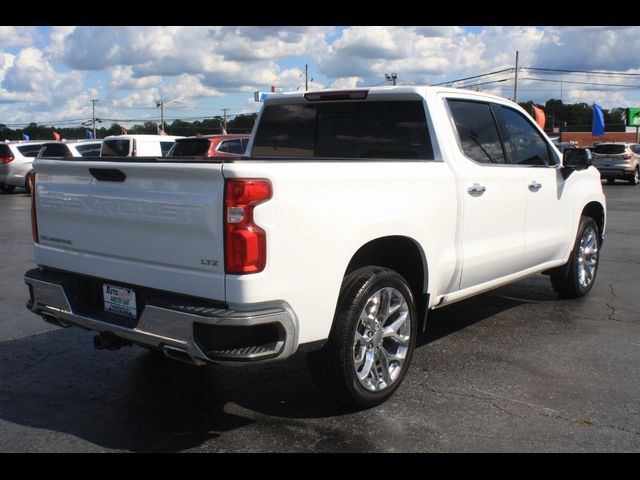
[53,131,61,141]
[87,130,94,140]
[221,126,227,135]
[158,128,167,136]
[121,128,128,135]
[592,103,605,137]
[23,134,30,141]
[532,105,546,130]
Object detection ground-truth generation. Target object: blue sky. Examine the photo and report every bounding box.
[1,26,639,131]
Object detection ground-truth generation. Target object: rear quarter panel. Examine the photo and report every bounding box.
[222,160,458,344]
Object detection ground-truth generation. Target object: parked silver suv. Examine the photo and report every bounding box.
[0,141,50,193]
[591,142,640,185]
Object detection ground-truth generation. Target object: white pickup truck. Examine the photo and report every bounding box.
[25,87,606,407]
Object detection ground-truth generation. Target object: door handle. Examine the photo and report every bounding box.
[528,181,542,192]
[467,183,487,196]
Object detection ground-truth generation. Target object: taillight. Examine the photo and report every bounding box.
[0,156,14,163]
[304,90,368,101]
[224,179,272,274]
[625,153,633,160]
[29,171,38,243]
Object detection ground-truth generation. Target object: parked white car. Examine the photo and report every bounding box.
[100,134,182,157]
[0,140,51,193]
[26,86,606,407]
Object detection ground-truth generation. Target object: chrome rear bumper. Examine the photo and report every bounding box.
[25,268,298,365]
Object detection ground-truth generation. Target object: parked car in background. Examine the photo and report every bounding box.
[0,140,50,193]
[591,142,640,185]
[100,134,183,157]
[167,134,250,157]
[37,140,103,158]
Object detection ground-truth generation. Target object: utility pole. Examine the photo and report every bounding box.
[156,100,166,132]
[222,108,231,132]
[305,64,309,91]
[513,51,519,103]
[90,99,99,138]
[385,73,397,86]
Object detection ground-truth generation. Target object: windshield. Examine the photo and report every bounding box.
[101,139,131,156]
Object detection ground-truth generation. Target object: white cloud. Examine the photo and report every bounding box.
[0,26,40,49]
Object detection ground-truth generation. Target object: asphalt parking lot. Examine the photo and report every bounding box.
[1,183,639,453]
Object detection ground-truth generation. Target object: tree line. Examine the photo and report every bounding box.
[0,114,258,141]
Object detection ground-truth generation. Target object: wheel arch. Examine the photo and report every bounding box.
[343,235,429,329]
[581,201,606,244]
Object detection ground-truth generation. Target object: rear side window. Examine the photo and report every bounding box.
[17,144,45,157]
[593,144,626,155]
[494,105,554,166]
[38,143,72,157]
[75,144,102,157]
[252,100,434,160]
[171,139,212,156]
[101,139,131,156]
[0,144,13,158]
[447,100,505,164]
[160,141,175,156]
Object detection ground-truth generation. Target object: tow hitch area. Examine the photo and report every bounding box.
[93,332,132,351]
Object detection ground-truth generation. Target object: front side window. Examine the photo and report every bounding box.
[160,141,175,156]
[447,99,505,164]
[252,100,434,160]
[494,106,554,166]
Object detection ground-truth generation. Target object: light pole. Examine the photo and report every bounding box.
[385,73,397,86]
[155,97,183,132]
[90,99,99,139]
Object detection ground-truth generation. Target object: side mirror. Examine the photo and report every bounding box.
[562,148,592,178]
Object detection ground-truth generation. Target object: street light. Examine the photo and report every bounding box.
[155,96,184,132]
[385,73,397,86]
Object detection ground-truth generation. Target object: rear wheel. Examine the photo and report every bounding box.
[0,185,15,193]
[550,216,600,298]
[307,266,417,408]
[629,167,640,185]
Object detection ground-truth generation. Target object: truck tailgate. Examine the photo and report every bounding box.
[33,159,226,301]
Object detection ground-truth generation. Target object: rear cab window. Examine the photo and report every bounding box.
[170,138,212,156]
[252,99,434,160]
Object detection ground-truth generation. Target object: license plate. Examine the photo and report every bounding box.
[103,283,137,318]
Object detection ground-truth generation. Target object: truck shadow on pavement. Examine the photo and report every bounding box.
[0,275,560,452]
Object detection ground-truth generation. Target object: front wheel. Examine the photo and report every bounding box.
[550,216,601,298]
[307,266,417,408]
[0,185,16,193]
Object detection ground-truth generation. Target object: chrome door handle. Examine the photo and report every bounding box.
[528,181,542,192]
[467,183,487,196]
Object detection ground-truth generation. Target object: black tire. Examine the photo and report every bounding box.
[0,185,16,193]
[24,175,32,194]
[550,216,601,298]
[629,167,640,185]
[606,178,615,185]
[307,266,417,408]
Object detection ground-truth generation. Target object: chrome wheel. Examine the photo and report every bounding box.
[352,287,411,392]
[577,225,599,289]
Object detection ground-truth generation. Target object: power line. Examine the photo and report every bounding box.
[522,67,640,78]
[432,68,515,86]
[521,76,640,89]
